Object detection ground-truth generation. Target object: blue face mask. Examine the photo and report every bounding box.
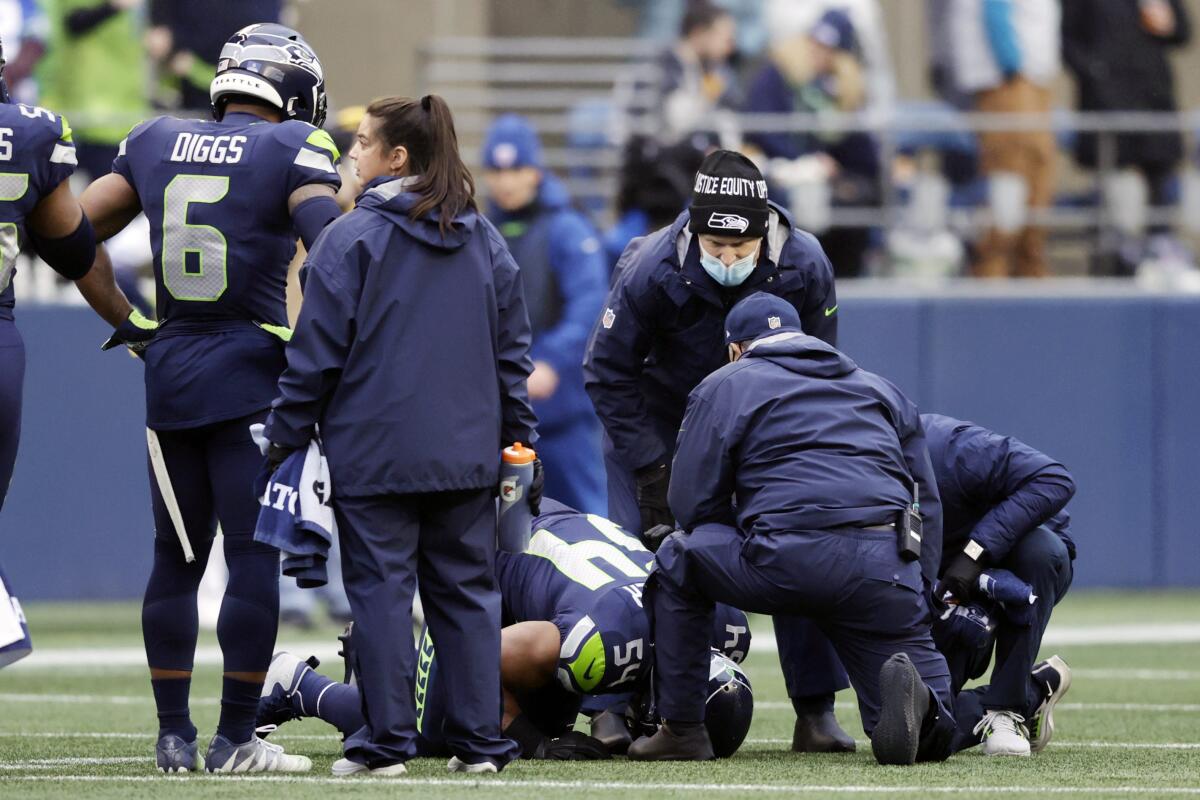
[699,244,760,287]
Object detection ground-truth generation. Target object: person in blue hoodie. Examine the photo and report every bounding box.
[628,292,955,766]
[262,95,540,777]
[584,149,849,751]
[481,115,608,515]
[921,413,1075,758]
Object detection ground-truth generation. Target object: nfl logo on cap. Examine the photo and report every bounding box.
[768,316,781,330]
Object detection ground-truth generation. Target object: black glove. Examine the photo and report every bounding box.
[937,551,985,604]
[641,523,675,553]
[528,457,544,516]
[634,462,672,534]
[101,309,158,355]
[536,730,612,761]
[266,442,295,471]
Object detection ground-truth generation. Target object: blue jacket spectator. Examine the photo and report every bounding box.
[483,115,608,513]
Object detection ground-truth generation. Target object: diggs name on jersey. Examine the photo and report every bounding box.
[169,132,247,165]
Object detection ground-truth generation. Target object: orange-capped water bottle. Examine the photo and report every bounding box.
[498,442,537,552]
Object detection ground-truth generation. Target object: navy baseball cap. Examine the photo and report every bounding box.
[482,114,544,170]
[724,292,802,346]
[810,9,858,54]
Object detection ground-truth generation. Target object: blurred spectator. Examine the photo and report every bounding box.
[147,0,282,112]
[1062,0,1191,274]
[745,9,880,276]
[482,115,608,515]
[0,0,48,103]
[926,0,972,110]
[38,0,148,179]
[764,0,895,112]
[644,0,741,146]
[945,0,1061,278]
[605,134,707,269]
[618,0,768,60]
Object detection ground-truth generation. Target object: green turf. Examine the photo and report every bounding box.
[1,590,1198,799]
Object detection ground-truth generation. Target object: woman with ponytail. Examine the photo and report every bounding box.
[263,95,538,776]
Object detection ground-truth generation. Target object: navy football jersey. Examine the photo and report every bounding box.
[497,506,752,695]
[112,111,341,428]
[0,103,77,321]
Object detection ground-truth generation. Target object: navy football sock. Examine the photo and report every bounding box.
[215,540,281,743]
[143,538,210,741]
[297,672,366,737]
[150,678,196,741]
[216,676,262,744]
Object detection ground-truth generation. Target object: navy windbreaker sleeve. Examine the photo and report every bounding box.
[793,233,839,347]
[668,383,738,531]
[492,234,539,447]
[533,214,607,377]
[583,257,667,471]
[949,425,1076,562]
[264,234,359,449]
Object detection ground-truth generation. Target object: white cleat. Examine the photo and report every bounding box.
[973,710,1031,756]
[1030,655,1072,753]
[448,755,498,773]
[204,734,312,773]
[332,757,407,776]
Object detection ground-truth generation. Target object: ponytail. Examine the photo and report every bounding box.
[364,94,476,235]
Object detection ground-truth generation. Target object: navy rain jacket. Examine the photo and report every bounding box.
[583,202,837,473]
[670,332,943,584]
[265,176,538,496]
[921,413,1076,566]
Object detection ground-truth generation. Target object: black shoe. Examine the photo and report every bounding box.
[792,710,857,753]
[871,653,931,766]
[590,709,634,755]
[627,721,715,761]
[337,622,356,686]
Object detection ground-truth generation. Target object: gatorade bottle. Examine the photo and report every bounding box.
[498,442,537,552]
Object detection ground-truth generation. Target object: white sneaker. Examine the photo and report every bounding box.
[204,734,312,772]
[973,710,1031,756]
[1030,655,1072,753]
[447,755,498,773]
[332,757,407,776]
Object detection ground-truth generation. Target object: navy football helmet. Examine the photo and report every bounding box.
[210,23,326,127]
[628,650,755,758]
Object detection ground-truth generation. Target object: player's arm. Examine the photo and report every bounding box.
[74,173,155,345]
[287,183,340,252]
[26,179,93,281]
[499,621,610,760]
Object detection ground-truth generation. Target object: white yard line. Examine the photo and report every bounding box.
[1,775,1199,794]
[0,731,340,740]
[746,739,1200,750]
[0,757,146,770]
[9,622,1200,671]
[756,701,1200,712]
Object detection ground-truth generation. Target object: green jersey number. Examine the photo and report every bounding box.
[162,174,229,301]
[0,172,30,295]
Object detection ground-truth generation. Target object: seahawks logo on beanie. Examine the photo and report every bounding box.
[688,150,770,238]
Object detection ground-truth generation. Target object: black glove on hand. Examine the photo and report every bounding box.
[635,462,672,534]
[537,731,612,761]
[266,442,295,471]
[528,457,544,516]
[937,551,985,604]
[101,309,158,355]
[641,523,675,553]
